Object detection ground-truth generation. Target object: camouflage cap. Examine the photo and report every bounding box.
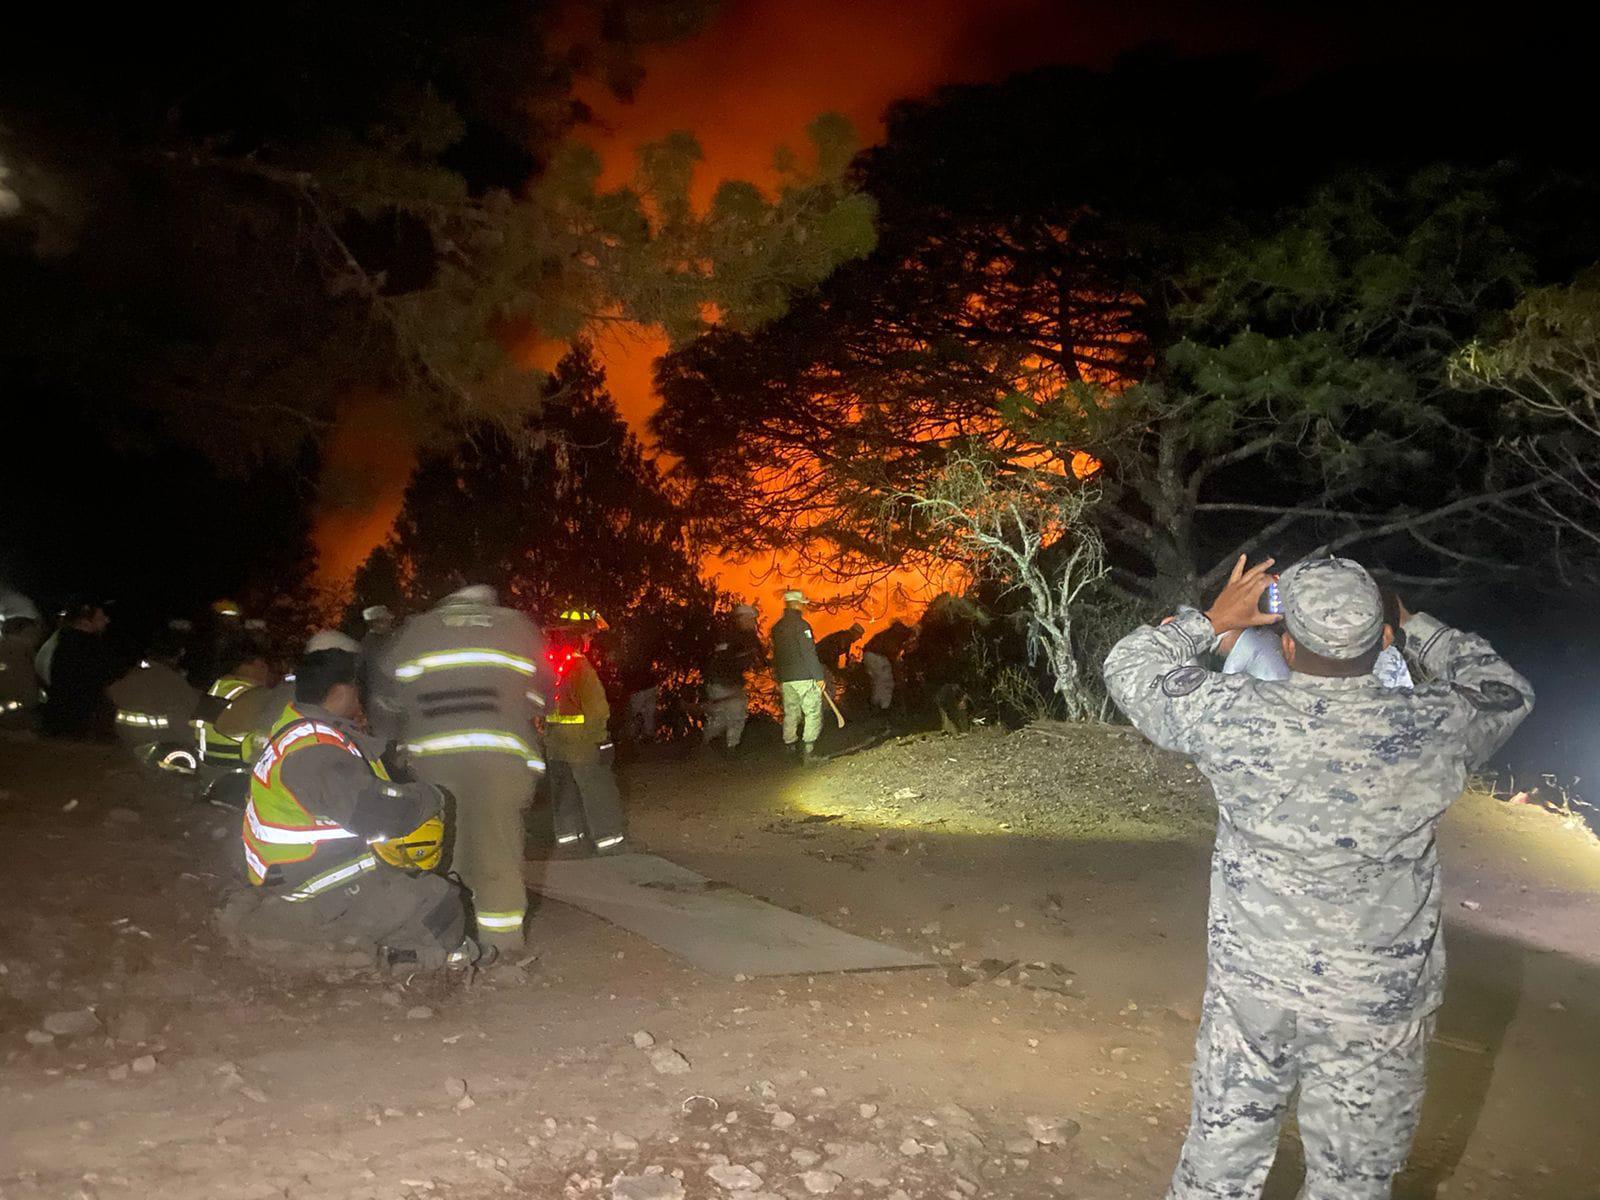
[1280,557,1383,659]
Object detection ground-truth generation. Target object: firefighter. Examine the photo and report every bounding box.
[380,585,546,961]
[108,631,199,762]
[702,604,763,753]
[771,589,826,765]
[359,605,398,740]
[234,630,361,764]
[220,648,470,969]
[196,651,273,766]
[544,608,628,855]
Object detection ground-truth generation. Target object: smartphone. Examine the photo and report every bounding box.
[1258,580,1283,615]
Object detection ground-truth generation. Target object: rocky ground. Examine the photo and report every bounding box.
[2,724,1599,1200]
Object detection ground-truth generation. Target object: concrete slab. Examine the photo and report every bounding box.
[525,852,935,978]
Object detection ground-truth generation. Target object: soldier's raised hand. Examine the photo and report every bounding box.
[1204,555,1279,635]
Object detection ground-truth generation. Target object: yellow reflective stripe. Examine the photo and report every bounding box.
[403,731,534,757]
[1,700,22,713]
[546,713,585,725]
[281,854,377,902]
[116,711,171,728]
[594,835,625,849]
[393,650,538,680]
[476,910,525,930]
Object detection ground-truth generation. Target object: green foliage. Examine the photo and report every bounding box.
[0,2,876,465]
[369,344,716,643]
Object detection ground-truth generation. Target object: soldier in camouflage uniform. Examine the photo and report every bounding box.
[1103,555,1533,1200]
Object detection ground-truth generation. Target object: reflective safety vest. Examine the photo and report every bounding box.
[199,676,255,763]
[241,711,389,902]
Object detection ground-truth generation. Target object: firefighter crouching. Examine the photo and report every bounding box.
[107,631,199,767]
[218,649,470,968]
[545,609,628,855]
[196,651,273,766]
[380,585,545,961]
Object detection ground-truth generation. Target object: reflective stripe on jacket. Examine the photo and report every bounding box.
[201,676,255,762]
[242,707,387,900]
[382,600,548,768]
[545,652,609,765]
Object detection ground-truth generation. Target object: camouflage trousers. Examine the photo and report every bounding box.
[1167,982,1433,1200]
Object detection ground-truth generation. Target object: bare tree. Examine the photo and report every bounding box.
[898,453,1111,720]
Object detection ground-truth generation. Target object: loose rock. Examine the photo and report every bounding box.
[110,1008,153,1044]
[1024,1116,1081,1145]
[612,1132,640,1152]
[706,1163,763,1191]
[43,1009,100,1037]
[857,1103,878,1119]
[649,1048,692,1076]
[611,1172,685,1200]
[632,1030,656,1049]
[800,1170,842,1195]
[405,1005,435,1020]
[131,1054,158,1075]
[24,1029,54,1046]
[822,1143,896,1181]
[770,1110,796,1130]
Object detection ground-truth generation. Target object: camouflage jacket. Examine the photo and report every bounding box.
[1103,609,1533,1025]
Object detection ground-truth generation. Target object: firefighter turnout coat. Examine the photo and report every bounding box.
[379,597,547,768]
[242,703,438,903]
[545,647,610,765]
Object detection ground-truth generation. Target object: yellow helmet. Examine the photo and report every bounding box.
[211,599,243,618]
[373,815,445,873]
[553,607,604,631]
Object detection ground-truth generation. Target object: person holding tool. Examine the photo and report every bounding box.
[770,589,829,766]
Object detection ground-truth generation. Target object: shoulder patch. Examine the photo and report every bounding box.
[1160,665,1209,698]
[1451,680,1525,713]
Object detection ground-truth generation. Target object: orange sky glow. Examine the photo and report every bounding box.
[309,0,1306,626]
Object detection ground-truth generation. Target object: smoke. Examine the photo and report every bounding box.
[315,0,1325,596]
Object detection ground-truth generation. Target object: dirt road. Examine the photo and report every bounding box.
[2,725,1597,1200]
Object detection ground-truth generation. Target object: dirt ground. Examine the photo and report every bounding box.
[2,723,1598,1200]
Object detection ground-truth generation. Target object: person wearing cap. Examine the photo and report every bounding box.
[1104,555,1533,1200]
[379,585,546,964]
[543,609,628,855]
[771,590,826,765]
[702,604,764,753]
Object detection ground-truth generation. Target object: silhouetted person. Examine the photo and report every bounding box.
[40,599,117,738]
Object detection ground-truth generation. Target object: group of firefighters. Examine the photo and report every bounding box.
[2,581,907,975]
